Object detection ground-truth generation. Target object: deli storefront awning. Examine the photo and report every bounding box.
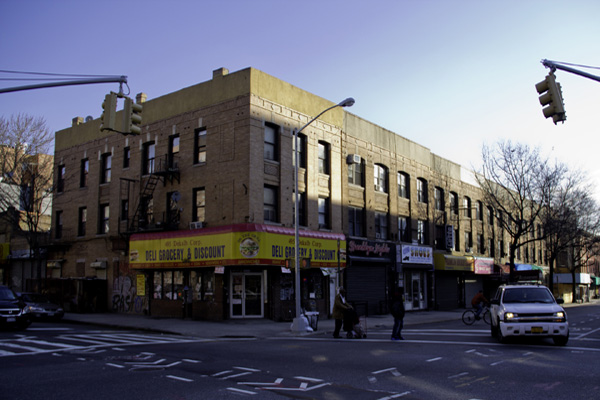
[129,223,346,269]
[434,254,474,272]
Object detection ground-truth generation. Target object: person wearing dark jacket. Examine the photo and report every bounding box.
[332,287,352,338]
[391,289,405,340]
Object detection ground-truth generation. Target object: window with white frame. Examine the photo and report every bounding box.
[375,212,388,240]
[374,164,388,193]
[417,178,428,203]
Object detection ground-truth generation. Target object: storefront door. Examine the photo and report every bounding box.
[230,272,263,318]
[405,271,427,311]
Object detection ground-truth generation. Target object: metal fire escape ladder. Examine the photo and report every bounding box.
[128,174,161,232]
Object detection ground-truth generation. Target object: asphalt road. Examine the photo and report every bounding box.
[1,304,599,400]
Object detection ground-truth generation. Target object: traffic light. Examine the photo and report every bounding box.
[535,72,566,124]
[123,97,143,135]
[100,93,117,131]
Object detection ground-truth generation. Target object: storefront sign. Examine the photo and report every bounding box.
[129,224,345,269]
[434,254,474,271]
[399,244,433,264]
[348,240,391,257]
[474,258,493,274]
[136,274,146,296]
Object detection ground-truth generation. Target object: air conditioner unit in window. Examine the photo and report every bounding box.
[346,154,361,164]
[189,221,204,230]
[375,232,382,239]
[465,247,472,253]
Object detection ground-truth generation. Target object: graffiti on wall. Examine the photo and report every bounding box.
[113,275,147,314]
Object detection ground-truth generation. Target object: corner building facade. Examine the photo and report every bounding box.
[49,67,545,320]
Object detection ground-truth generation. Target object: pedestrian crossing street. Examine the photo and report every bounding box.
[0,330,202,358]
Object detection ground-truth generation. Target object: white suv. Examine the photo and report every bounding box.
[490,284,569,346]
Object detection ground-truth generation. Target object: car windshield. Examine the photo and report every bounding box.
[502,287,555,304]
[0,286,17,301]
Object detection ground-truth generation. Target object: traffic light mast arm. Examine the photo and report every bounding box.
[542,59,600,84]
[0,76,128,94]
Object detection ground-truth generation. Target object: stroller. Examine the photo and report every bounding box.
[343,308,367,338]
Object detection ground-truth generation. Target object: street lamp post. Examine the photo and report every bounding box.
[291,97,355,333]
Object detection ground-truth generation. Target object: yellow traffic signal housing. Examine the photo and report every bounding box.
[123,97,143,135]
[100,93,117,131]
[535,73,566,124]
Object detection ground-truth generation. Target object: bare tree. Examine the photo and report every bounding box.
[476,140,560,281]
[0,113,54,287]
[563,193,600,302]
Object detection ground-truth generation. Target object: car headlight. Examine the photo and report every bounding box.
[27,305,45,313]
[554,311,566,322]
[505,312,517,321]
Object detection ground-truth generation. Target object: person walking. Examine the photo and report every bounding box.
[391,289,405,340]
[332,287,352,338]
[471,290,489,319]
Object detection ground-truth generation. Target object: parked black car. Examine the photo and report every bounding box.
[19,292,64,321]
[0,285,31,330]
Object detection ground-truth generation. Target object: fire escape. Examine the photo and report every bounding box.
[119,154,180,236]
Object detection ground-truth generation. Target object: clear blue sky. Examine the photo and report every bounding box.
[2,0,599,198]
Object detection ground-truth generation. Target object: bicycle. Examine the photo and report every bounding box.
[462,305,491,325]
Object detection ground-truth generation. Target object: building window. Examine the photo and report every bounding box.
[100,153,111,184]
[194,127,207,164]
[463,196,472,218]
[140,196,153,228]
[454,228,460,251]
[487,206,494,225]
[449,192,458,215]
[434,187,444,211]
[98,204,109,234]
[264,123,278,161]
[318,197,330,229]
[169,135,180,169]
[417,178,428,203]
[19,184,33,212]
[293,133,307,169]
[123,147,130,169]
[318,141,330,175]
[435,225,446,250]
[348,160,363,187]
[55,210,63,239]
[488,238,495,257]
[80,159,88,188]
[349,207,365,237]
[475,201,483,221]
[375,212,388,240]
[465,231,473,252]
[417,220,427,244]
[57,164,65,192]
[398,216,411,242]
[193,187,205,222]
[264,185,278,223]
[142,141,155,175]
[398,172,409,199]
[294,191,307,227]
[374,164,388,193]
[78,207,86,237]
[478,234,485,254]
[120,200,128,222]
[167,191,180,225]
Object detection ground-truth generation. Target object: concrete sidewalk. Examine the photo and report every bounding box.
[61,309,463,339]
[60,299,597,339]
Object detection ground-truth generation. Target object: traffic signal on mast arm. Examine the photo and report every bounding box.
[123,97,143,135]
[100,92,117,131]
[535,72,566,124]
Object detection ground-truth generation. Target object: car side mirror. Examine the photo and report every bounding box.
[490,299,500,305]
[556,298,564,304]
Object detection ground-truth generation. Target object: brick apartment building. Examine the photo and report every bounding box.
[48,67,548,321]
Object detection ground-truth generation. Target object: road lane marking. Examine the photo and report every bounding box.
[426,357,442,362]
[228,387,257,395]
[448,372,469,379]
[167,375,193,382]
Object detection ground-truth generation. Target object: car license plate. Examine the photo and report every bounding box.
[48,312,54,316]
[7,317,16,322]
[531,326,543,333]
